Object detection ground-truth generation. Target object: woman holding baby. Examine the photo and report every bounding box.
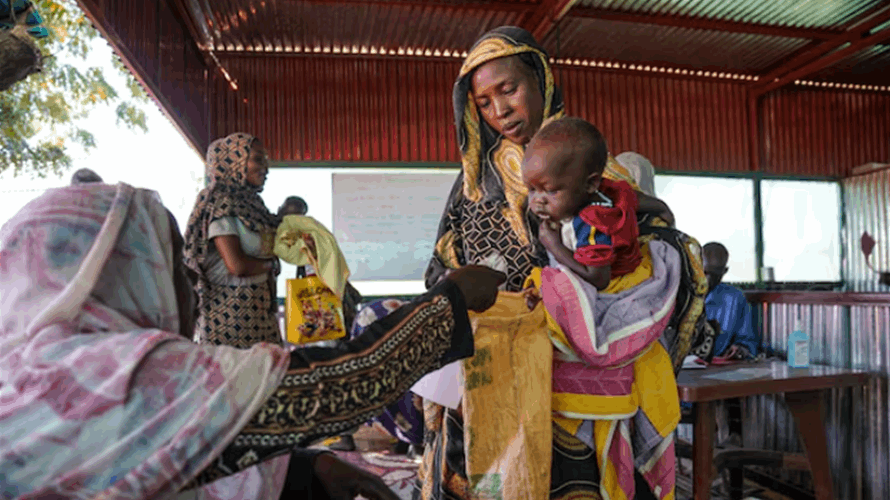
[421,26,713,500]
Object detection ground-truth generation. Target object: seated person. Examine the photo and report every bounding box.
[278,196,313,277]
[702,242,759,359]
[276,195,362,334]
[0,181,506,500]
[277,194,366,452]
[279,195,308,216]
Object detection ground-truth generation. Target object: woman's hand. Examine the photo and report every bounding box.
[302,233,318,261]
[446,265,507,312]
[537,220,561,252]
[213,235,275,277]
[313,453,400,500]
[657,206,675,226]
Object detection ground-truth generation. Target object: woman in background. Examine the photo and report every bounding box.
[184,132,282,348]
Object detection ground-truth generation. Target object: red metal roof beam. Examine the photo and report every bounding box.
[753,3,890,92]
[169,0,215,50]
[568,7,845,40]
[755,26,890,95]
[524,0,577,43]
[278,0,533,12]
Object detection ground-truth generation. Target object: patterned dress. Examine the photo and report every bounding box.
[183,132,283,348]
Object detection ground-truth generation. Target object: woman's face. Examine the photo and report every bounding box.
[246,141,270,187]
[471,56,544,146]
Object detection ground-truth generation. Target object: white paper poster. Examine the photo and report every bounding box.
[332,172,458,281]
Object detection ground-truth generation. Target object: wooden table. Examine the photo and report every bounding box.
[676,361,871,500]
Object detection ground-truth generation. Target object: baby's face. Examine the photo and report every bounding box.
[522,146,598,222]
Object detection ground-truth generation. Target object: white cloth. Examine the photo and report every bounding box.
[203,216,273,285]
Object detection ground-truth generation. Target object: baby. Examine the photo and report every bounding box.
[522,117,667,296]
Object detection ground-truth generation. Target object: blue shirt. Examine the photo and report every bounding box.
[570,214,612,250]
[705,283,759,356]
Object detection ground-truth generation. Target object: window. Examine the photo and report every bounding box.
[654,175,757,283]
[761,180,841,282]
[262,167,458,298]
[262,167,842,296]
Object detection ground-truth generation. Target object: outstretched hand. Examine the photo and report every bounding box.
[446,265,507,312]
[313,453,400,500]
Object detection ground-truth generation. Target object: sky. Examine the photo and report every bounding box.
[0,38,206,230]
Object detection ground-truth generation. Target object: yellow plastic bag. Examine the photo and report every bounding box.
[462,292,553,500]
[285,276,347,344]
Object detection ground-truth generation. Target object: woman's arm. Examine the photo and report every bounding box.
[636,192,675,226]
[186,268,502,487]
[213,235,274,277]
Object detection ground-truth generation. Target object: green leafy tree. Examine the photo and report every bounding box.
[1,0,148,177]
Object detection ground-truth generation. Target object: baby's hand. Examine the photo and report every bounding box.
[537,220,561,251]
[522,286,542,311]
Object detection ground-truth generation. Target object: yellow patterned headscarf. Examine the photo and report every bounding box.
[452,26,564,245]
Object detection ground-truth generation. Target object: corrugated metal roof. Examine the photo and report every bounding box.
[576,0,879,30]
[544,17,810,72]
[202,0,529,53]
[812,44,890,85]
[180,0,890,87]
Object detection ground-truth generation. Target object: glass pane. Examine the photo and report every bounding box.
[654,176,757,283]
[331,170,458,296]
[262,167,458,298]
[761,180,841,282]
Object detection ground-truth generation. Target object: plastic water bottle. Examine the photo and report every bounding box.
[788,319,810,368]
